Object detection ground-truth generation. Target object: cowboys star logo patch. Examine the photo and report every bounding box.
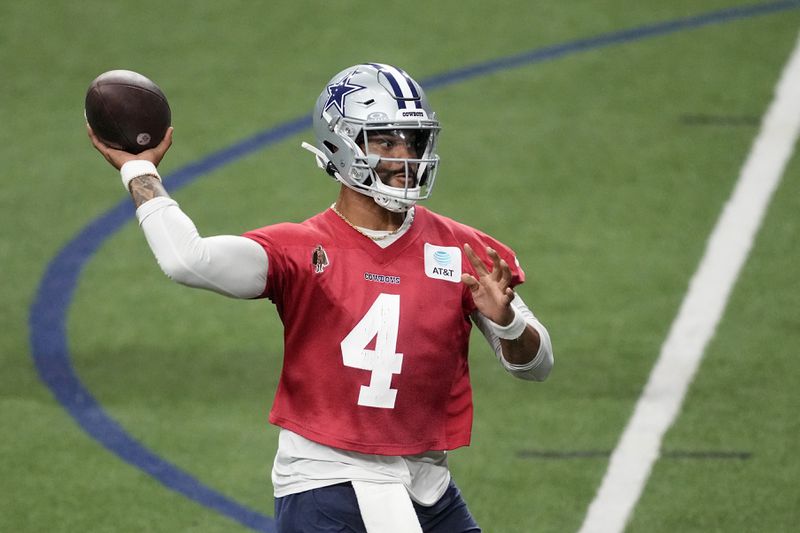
[323,71,366,116]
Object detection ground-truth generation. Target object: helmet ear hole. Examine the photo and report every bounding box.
[323,141,338,154]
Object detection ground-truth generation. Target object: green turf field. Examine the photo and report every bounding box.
[3,1,800,531]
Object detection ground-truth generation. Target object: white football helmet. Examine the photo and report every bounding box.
[302,63,441,212]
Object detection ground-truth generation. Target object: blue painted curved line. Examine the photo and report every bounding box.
[27,2,800,531]
[422,0,800,89]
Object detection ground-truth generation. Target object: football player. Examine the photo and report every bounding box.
[89,62,554,533]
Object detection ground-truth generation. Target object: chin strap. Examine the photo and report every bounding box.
[374,194,412,213]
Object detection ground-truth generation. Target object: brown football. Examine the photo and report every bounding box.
[85,70,171,154]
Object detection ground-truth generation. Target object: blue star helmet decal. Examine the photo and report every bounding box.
[323,71,366,117]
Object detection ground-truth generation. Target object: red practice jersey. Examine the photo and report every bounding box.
[243,207,524,456]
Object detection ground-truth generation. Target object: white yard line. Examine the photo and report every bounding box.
[578,31,800,533]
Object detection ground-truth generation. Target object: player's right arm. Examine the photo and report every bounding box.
[88,125,269,299]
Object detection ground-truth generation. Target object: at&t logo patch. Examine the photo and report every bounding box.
[424,243,461,283]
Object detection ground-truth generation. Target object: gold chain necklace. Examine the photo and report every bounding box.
[330,204,411,241]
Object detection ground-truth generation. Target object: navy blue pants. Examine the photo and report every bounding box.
[274,479,481,532]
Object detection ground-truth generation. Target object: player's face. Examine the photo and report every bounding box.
[362,129,426,189]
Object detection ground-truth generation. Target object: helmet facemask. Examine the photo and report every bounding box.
[350,125,440,212]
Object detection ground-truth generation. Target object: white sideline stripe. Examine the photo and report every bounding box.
[578,31,800,533]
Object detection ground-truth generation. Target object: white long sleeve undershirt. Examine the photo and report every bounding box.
[136,196,268,299]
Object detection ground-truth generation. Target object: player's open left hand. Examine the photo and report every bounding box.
[461,243,516,325]
[88,124,173,170]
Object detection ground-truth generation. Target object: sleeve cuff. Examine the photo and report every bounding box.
[120,160,161,191]
[485,307,527,340]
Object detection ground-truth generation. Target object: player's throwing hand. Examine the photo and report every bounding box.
[88,124,173,170]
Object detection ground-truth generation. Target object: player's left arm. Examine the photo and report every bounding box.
[462,243,553,381]
[471,294,553,381]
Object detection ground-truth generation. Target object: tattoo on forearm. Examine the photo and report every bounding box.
[129,175,169,207]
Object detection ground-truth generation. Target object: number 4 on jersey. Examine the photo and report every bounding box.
[340,293,403,409]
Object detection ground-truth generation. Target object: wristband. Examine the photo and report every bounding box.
[120,160,161,191]
[488,308,527,340]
